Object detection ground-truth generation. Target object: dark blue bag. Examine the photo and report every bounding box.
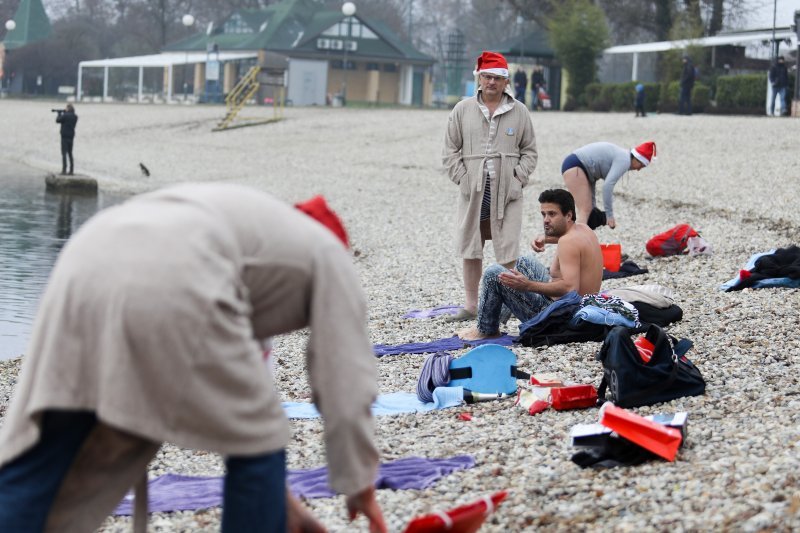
[596,325,705,407]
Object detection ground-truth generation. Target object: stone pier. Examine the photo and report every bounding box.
[45,173,98,194]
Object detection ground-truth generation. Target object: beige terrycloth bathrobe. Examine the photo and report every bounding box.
[0,184,379,502]
[443,91,538,264]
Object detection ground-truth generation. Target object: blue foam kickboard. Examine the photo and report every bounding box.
[448,344,518,395]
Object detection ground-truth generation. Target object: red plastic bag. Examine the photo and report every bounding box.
[599,404,683,461]
[403,491,508,533]
[550,384,598,410]
[646,224,699,257]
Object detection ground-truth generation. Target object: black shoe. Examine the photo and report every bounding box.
[587,208,607,230]
[68,171,74,175]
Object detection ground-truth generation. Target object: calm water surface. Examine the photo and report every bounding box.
[0,172,127,360]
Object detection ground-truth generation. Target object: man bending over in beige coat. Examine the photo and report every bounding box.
[443,50,538,322]
[0,184,386,533]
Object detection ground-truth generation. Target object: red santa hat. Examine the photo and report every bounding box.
[295,195,350,248]
[473,51,509,78]
[631,141,657,166]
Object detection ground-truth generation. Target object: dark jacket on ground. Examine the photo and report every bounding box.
[56,111,78,139]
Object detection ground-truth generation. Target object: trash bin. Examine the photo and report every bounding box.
[331,93,344,107]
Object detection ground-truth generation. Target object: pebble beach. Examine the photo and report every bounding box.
[1,99,799,531]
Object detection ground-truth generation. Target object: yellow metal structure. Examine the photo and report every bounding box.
[216,66,260,130]
[214,66,286,131]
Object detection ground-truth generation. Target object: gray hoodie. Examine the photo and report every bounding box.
[573,142,631,219]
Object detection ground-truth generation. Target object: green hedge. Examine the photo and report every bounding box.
[585,81,659,112]
[713,73,795,113]
[657,81,710,112]
[716,74,765,108]
[581,74,794,115]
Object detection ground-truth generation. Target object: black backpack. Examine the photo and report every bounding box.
[596,325,705,408]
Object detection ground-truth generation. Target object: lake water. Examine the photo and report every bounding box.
[0,169,127,360]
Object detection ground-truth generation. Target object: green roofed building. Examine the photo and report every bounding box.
[162,0,435,106]
[1,0,51,51]
[1,0,52,93]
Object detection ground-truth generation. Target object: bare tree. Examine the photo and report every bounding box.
[504,0,555,28]
[707,0,724,34]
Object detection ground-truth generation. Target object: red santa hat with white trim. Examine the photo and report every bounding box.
[631,141,657,166]
[473,51,509,79]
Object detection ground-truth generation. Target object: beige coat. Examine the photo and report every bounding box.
[443,92,538,264]
[0,183,378,497]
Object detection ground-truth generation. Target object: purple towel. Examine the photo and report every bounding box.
[373,334,516,357]
[114,455,475,515]
[403,305,462,319]
[287,455,475,499]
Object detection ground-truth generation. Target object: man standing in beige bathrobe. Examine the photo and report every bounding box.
[443,51,538,322]
[0,184,386,533]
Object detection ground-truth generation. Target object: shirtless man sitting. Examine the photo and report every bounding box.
[457,188,603,341]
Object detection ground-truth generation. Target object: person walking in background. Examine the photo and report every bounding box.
[443,51,538,322]
[513,68,528,104]
[634,83,646,117]
[561,141,656,230]
[678,56,695,116]
[0,184,386,533]
[768,56,789,117]
[55,103,78,175]
[531,66,546,110]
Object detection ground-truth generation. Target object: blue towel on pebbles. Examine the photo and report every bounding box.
[373,334,516,357]
[282,387,465,419]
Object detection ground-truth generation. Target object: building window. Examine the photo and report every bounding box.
[331,60,357,70]
[366,63,380,71]
[321,17,377,39]
[223,14,253,34]
[322,21,348,37]
[383,64,398,73]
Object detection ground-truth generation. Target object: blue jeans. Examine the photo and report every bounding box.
[0,410,287,533]
[0,411,97,532]
[770,86,786,115]
[477,254,552,334]
[222,450,287,533]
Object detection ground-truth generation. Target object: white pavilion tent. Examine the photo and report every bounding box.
[604,27,797,81]
[77,51,257,102]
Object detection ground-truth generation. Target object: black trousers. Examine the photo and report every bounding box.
[61,137,74,173]
[678,87,692,115]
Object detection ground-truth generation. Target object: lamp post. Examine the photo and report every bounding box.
[205,42,221,103]
[2,21,15,93]
[340,2,356,106]
[771,0,778,60]
[794,10,800,116]
[181,14,194,102]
